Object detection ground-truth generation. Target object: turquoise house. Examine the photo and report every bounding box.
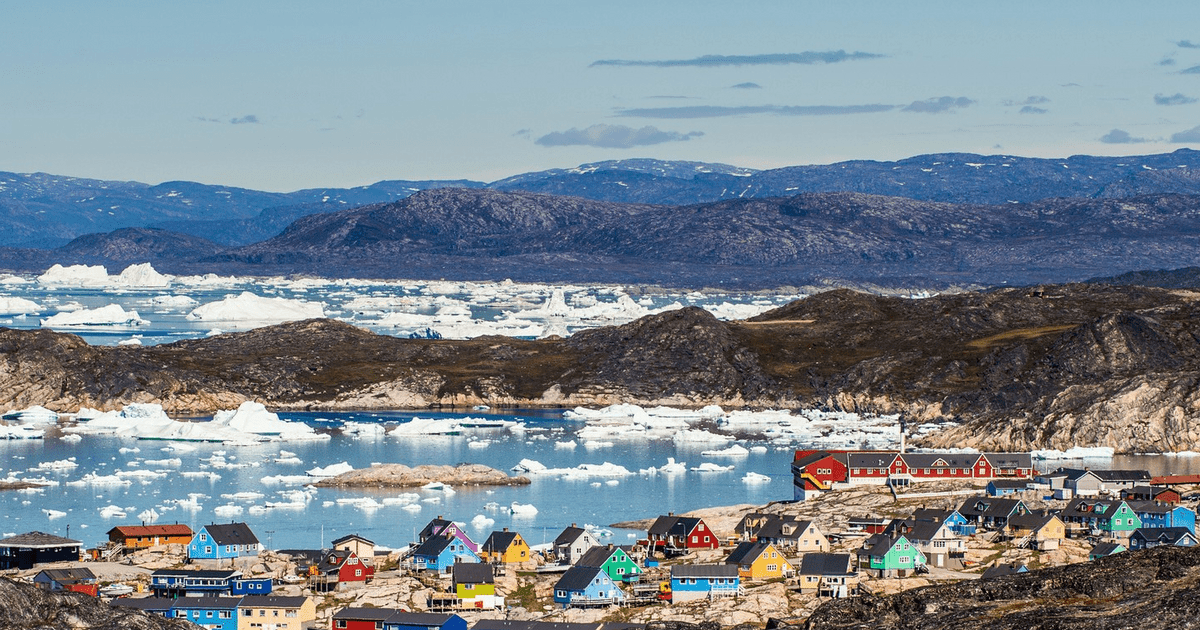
[855,533,926,578]
[575,545,642,583]
[169,597,240,630]
[1061,499,1142,535]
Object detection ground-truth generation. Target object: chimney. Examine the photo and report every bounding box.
[503,527,508,532]
[668,512,674,517]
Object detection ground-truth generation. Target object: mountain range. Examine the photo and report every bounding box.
[6,150,1200,287]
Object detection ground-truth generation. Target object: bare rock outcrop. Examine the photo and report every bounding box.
[313,463,530,488]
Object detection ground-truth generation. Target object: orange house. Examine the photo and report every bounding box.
[107,524,193,550]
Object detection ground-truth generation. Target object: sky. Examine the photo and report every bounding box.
[4,1,1200,191]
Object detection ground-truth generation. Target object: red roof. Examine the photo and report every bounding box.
[108,525,193,538]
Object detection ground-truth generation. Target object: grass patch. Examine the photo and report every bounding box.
[965,325,1075,351]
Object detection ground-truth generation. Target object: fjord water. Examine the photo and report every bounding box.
[1,410,790,551]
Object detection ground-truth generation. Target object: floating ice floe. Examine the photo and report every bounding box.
[742,472,771,484]
[0,424,45,439]
[66,402,324,445]
[0,296,40,315]
[148,295,199,308]
[674,429,734,445]
[510,502,538,516]
[342,422,386,438]
[389,417,465,436]
[2,406,59,424]
[701,444,750,457]
[511,459,632,479]
[210,402,329,442]
[67,473,131,487]
[137,509,160,522]
[42,304,149,328]
[31,459,77,471]
[187,291,325,326]
[640,458,687,475]
[471,514,495,529]
[691,463,734,473]
[307,462,353,477]
[99,505,129,518]
[555,440,577,449]
[1032,446,1116,460]
[214,504,244,517]
[37,264,111,287]
[42,509,67,519]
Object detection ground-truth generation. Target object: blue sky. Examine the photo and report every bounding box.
[4,1,1200,191]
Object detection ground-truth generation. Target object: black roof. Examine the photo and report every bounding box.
[981,453,1033,468]
[453,562,494,585]
[420,517,455,540]
[670,564,738,578]
[238,595,310,608]
[757,515,814,540]
[334,607,404,621]
[648,515,702,537]
[110,597,175,612]
[857,534,905,558]
[1093,469,1151,482]
[1006,513,1059,531]
[482,530,521,553]
[411,534,456,557]
[958,497,1025,518]
[472,621,600,630]
[170,597,244,609]
[576,545,622,568]
[1130,527,1196,545]
[988,480,1029,489]
[555,565,608,591]
[0,531,81,548]
[35,568,96,583]
[725,540,773,565]
[911,508,959,523]
[797,553,852,576]
[1090,542,1125,556]
[388,612,464,627]
[902,453,980,468]
[203,522,259,546]
[980,563,1027,580]
[554,526,589,546]
[331,533,375,546]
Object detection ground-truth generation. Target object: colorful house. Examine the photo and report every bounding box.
[755,516,828,553]
[1060,498,1142,537]
[791,451,848,500]
[855,534,926,578]
[480,529,531,565]
[669,564,741,603]
[410,533,481,574]
[237,595,315,630]
[151,568,272,598]
[169,597,242,630]
[1122,486,1181,505]
[331,534,376,566]
[33,568,97,596]
[912,508,975,536]
[647,514,719,552]
[552,524,598,565]
[0,531,81,570]
[1129,527,1198,550]
[724,540,792,579]
[885,518,964,569]
[1129,502,1196,534]
[419,517,479,553]
[1005,513,1065,551]
[986,480,1029,497]
[188,523,260,561]
[450,562,502,609]
[552,565,626,608]
[797,553,856,598]
[309,549,375,590]
[957,497,1029,530]
[107,524,193,551]
[576,544,642,583]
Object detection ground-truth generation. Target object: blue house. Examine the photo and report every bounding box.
[169,597,241,630]
[151,568,243,598]
[410,533,481,574]
[912,508,975,536]
[1130,502,1196,534]
[384,611,467,630]
[669,564,741,603]
[986,480,1028,497]
[188,523,260,561]
[553,565,626,608]
[1129,527,1199,550]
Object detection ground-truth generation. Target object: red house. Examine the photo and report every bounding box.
[308,549,374,591]
[647,514,719,553]
[332,607,400,630]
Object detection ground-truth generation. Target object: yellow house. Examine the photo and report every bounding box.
[236,595,315,630]
[454,562,503,609]
[1006,513,1065,551]
[724,540,793,579]
[480,529,530,564]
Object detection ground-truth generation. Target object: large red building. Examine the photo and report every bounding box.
[792,450,1033,500]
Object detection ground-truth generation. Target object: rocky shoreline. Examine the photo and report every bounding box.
[312,463,530,488]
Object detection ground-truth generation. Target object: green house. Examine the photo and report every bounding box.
[575,545,642,583]
[1062,498,1142,534]
[855,533,926,578]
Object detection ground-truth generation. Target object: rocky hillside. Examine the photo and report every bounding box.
[804,545,1200,630]
[0,577,191,630]
[2,283,1199,452]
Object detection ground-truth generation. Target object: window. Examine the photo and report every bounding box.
[355,569,362,577]
[335,621,347,629]
[899,556,910,564]
[200,533,207,541]
[219,611,232,619]
[691,536,697,543]
[817,468,831,475]
[205,546,212,554]
[260,610,266,617]
[767,564,777,571]
[556,590,566,597]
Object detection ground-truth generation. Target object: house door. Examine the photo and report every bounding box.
[936,554,943,567]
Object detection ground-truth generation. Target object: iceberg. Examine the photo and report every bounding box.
[742,472,771,484]
[701,444,750,457]
[37,264,111,287]
[0,297,40,315]
[41,304,149,327]
[187,291,325,326]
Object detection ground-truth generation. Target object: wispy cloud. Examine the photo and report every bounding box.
[1100,129,1150,144]
[590,50,884,68]
[1003,96,1049,106]
[731,82,762,89]
[1019,106,1048,114]
[1181,65,1200,74]
[901,96,974,113]
[1178,40,1200,49]
[614,104,896,119]
[535,124,702,148]
[1156,93,1198,105]
[196,114,261,125]
[1161,57,1178,66]
[1171,125,1200,143]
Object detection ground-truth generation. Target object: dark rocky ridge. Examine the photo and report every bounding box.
[804,545,1200,630]
[3,283,1200,452]
[0,576,192,629]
